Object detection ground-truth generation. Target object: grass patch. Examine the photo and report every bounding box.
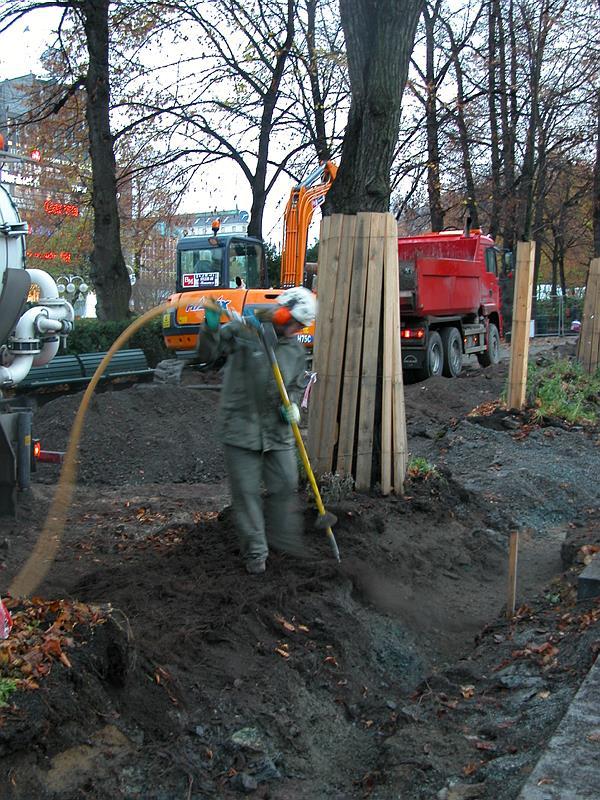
[527,359,600,424]
[0,677,18,707]
[407,457,439,480]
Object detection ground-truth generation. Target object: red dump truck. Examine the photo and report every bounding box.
[397,228,504,379]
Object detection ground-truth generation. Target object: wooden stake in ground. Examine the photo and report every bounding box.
[355,215,385,490]
[507,241,536,411]
[382,212,407,495]
[577,258,600,374]
[507,531,520,619]
[307,215,346,475]
[336,213,371,475]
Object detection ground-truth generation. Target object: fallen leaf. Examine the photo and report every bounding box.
[59,652,72,669]
[461,685,475,699]
[475,740,496,751]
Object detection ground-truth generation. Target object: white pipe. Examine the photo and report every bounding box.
[33,337,59,367]
[14,306,41,341]
[1,271,75,387]
[3,300,74,386]
[0,354,34,387]
[36,317,63,333]
[25,268,59,300]
[34,303,75,330]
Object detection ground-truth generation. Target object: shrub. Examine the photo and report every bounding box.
[63,317,169,367]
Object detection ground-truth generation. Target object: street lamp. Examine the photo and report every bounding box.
[57,275,90,318]
[57,275,89,298]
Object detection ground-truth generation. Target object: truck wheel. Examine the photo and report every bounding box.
[441,327,463,377]
[417,331,444,379]
[477,323,500,367]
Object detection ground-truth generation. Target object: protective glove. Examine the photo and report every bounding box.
[204,305,222,332]
[243,307,262,330]
[280,402,300,425]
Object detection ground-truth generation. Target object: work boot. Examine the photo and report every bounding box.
[245,557,267,575]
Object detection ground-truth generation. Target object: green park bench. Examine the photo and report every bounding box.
[17,349,153,390]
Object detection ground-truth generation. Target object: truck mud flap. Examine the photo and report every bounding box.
[401,350,426,370]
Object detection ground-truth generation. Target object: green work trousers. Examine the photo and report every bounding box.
[224,444,303,563]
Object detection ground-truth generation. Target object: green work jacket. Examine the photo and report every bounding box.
[196,321,307,451]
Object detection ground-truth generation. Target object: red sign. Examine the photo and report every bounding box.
[182,274,198,288]
[44,199,79,217]
[27,250,72,263]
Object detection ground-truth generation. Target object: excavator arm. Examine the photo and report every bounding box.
[280,161,337,288]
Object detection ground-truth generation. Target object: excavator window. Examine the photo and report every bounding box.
[227,241,261,289]
[179,247,224,288]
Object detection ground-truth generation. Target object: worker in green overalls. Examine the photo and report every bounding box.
[196,287,316,574]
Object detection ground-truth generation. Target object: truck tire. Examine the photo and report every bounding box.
[441,327,463,377]
[417,331,444,379]
[477,323,500,367]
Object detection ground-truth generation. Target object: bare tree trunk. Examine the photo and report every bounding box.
[83,0,131,320]
[550,233,559,296]
[496,0,518,251]
[518,4,549,242]
[423,4,444,231]
[449,24,478,229]
[594,90,600,257]
[531,134,547,319]
[247,0,295,237]
[324,0,423,215]
[305,0,331,162]
[487,2,501,237]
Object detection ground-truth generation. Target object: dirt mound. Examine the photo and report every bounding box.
[32,381,226,485]
[2,346,599,799]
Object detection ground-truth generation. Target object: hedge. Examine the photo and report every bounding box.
[63,317,170,367]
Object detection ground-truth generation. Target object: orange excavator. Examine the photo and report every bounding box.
[162,161,337,355]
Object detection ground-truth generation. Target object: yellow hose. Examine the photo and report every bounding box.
[9,301,175,599]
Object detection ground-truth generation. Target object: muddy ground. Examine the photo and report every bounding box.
[0,337,599,800]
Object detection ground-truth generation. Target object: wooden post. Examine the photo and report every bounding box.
[577,258,600,374]
[507,531,519,618]
[355,215,385,490]
[381,218,396,494]
[308,215,344,473]
[507,241,536,411]
[388,216,408,494]
[336,213,371,475]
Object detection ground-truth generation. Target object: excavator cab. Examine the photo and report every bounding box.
[176,234,267,292]
[163,233,274,353]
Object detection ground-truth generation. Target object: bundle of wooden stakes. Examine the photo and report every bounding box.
[307,212,408,494]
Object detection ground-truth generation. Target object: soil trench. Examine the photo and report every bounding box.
[1,338,598,800]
